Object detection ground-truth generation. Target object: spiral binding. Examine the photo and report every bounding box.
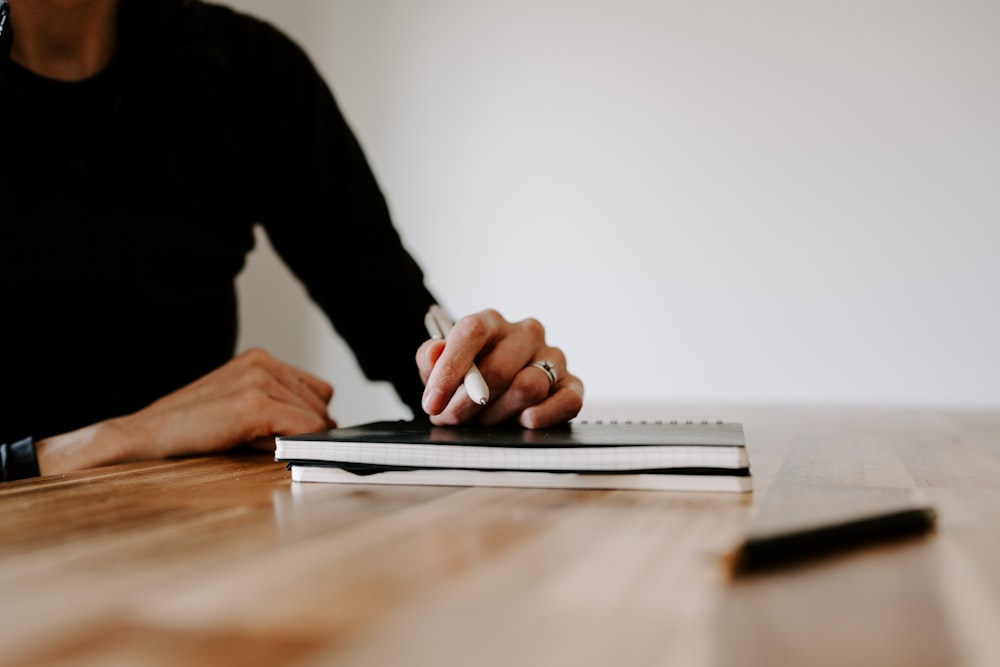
[575,420,726,425]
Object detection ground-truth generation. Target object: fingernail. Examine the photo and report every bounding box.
[422,386,446,415]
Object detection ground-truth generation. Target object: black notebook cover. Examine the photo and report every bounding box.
[277,419,747,449]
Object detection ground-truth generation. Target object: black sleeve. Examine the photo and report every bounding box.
[1,438,40,482]
[227,17,438,417]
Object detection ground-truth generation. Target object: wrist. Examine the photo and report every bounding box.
[35,418,136,476]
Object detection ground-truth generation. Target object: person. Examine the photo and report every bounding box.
[0,0,584,482]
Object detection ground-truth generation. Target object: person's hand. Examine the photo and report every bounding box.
[416,309,584,428]
[36,348,335,475]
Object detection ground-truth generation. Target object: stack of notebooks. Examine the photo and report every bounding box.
[275,419,751,493]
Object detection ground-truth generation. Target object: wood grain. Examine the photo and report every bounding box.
[1,408,997,667]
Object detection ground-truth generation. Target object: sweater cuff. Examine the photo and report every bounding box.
[1,437,41,482]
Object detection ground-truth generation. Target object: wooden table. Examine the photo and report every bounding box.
[2,407,998,667]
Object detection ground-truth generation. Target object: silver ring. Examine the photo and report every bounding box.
[530,360,558,391]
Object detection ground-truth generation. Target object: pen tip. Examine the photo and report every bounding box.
[478,398,488,406]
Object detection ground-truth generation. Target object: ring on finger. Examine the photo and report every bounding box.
[529,360,558,392]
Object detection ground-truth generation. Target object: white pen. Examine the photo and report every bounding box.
[424,304,490,406]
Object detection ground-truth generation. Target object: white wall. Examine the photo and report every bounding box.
[229,0,1000,424]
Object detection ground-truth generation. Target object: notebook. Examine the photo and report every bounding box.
[275,419,752,492]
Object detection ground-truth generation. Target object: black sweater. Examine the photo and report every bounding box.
[0,0,436,443]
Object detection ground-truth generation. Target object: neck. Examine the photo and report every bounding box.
[8,0,120,81]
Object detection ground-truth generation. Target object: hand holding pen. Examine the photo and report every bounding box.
[424,305,490,406]
[417,306,584,429]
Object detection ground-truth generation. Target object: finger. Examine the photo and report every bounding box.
[241,348,334,405]
[139,387,334,460]
[476,351,566,425]
[415,338,447,385]
[518,375,585,429]
[427,384,481,426]
[430,371,583,429]
[431,346,570,427]
[273,382,337,431]
[247,405,339,452]
[291,368,334,404]
[470,322,546,399]
[222,363,333,429]
[475,369,551,426]
[234,395,335,443]
[285,373,335,421]
[422,310,502,415]
[248,436,277,451]
[233,348,334,418]
[431,315,551,417]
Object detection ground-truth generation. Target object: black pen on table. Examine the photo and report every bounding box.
[424,305,490,406]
